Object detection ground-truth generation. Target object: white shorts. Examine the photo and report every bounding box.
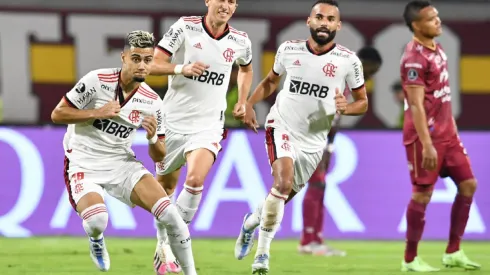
[156,128,225,175]
[64,156,152,209]
[264,126,323,193]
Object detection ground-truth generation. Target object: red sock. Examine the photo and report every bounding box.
[404,199,427,263]
[446,194,473,253]
[300,185,323,245]
[313,187,326,244]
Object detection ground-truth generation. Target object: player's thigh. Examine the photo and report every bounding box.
[155,131,187,178]
[443,137,476,185]
[156,168,182,195]
[100,160,160,210]
[64,163,105,213]
[405,139,443,192]
[293,150,324,193]
[183,130,223,187]
[265,127,296,194]
[130,174,168,212]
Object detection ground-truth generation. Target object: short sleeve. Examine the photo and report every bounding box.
[64,72,98,109]
[272,43,286,76]
[400,53,428,87]
[157,18,186,57]
[345,54,365,90]
[236,38,252,66]
[154,99,165,138]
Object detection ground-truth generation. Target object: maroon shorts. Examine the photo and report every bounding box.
[405,135,474,188]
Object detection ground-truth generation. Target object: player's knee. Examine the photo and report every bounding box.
[274,175,293,194]
[81,204,108,237]
[411,185,433,204]
[458,179,477,196]
[185,174,205,188]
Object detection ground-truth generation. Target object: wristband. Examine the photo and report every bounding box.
[174,64,184,75]
[326,143,335,153]
[148,135,158,144]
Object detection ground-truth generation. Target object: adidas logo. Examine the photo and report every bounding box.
[193,43,202,49]
[293,60,301,66]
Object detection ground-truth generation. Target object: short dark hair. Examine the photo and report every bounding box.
[312,0,339,8]
[403,0,432,32]
[357,46,382,65]
[391,81,403,93]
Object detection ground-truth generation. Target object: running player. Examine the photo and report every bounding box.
[400,1,479,271]
[234,1,368,273]
[150,0,253,273]
[51,31,197,275]
[298,46,382,257]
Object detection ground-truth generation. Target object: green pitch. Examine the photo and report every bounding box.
[0,238,488,274]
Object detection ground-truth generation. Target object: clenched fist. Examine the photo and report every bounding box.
[142,115,158,140]
[182,61,210,77]
[96,100,121,119]
[334,88,348,114]
[232,102,246,120]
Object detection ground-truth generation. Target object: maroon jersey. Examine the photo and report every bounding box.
[400,39,456,145]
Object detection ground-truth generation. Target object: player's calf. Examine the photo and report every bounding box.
[152,197,196,275]
[446,179,477,255]
[405,185,433,263]
[81,203,108,240]
[80,203,110,272]
[175,148,214,224]
[255,158,293,257]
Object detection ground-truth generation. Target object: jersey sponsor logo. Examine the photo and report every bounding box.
[227,35,246,46]
[75,82,86,93]
[284,45,306,51]
[132,97,153,105]
[164,27,173,38]
[223,48,235,62]
[75,87,96,106]
[352,62,362,83]
[404,63,422,69]
[101,84,114,92]
[323,63,337,77]
[331,51,350,58]
[168,27,183,49]
[245,46,251,63]
[289,80,329,98]
[92,119,135,138]
[434,85,451,103]
[156,109,163,132]
[184,69,225,86]
[185,25,202,33]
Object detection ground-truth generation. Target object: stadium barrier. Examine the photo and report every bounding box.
[0,127,489,239]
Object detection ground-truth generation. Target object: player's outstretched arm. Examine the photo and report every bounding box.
[247,69,281,106]
[150,50,179,76]
[150,50,209,77]
[240,70,281,132]
[51,99,119,124]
